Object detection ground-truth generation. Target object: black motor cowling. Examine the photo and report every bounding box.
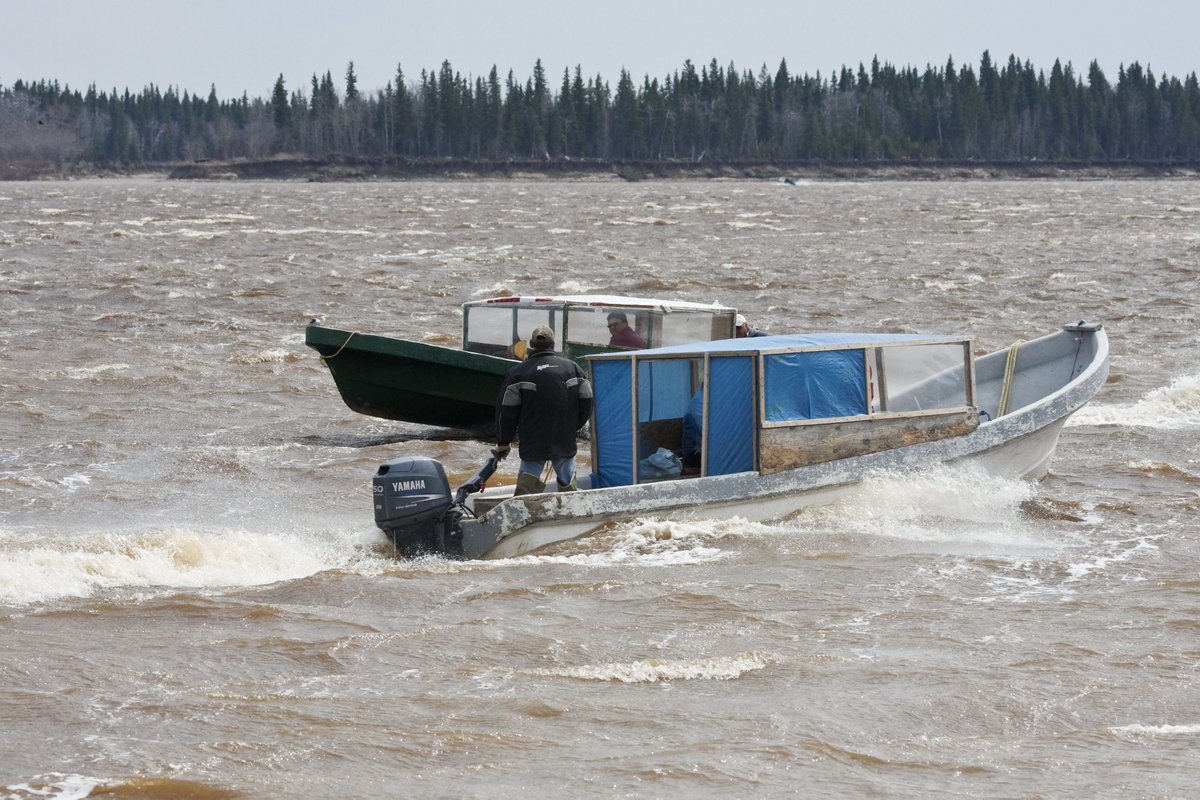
[373,456,463,557]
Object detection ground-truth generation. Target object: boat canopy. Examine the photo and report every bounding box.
[587,333,978,488]
[460,295,736,362]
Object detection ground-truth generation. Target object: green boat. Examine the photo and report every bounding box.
[306,295,738,429]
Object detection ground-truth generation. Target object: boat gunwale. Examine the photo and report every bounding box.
[305,324,516,369]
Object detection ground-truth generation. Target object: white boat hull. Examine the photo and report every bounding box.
[459,325,1108,559]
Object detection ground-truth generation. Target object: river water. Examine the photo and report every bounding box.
[1,176,1198,798]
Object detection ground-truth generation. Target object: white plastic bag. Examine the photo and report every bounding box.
[639,447,682,479]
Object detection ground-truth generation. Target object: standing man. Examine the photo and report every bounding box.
[495,326,594,495]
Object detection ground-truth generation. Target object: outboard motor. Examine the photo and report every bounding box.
[373,456,463,557]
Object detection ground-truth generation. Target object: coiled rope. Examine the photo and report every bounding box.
[996,340,1024,417]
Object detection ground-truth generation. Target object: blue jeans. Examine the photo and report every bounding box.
[519,456,576,487]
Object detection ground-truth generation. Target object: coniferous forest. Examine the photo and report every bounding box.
[2,52,1199,176]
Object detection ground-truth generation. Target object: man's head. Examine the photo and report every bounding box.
[735,313,749,338]
[529,325,555,351]
[606,311,629,332]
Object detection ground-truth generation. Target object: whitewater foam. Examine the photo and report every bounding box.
[1109,722,1200,736]
[521,650,772,683]
[511,517,741,567]
[1070,372,1200,429]
[792,464,1051,548]
[0,526,386,607]
[3,773,101,800]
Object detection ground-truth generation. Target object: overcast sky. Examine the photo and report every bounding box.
[5,0,1197,99]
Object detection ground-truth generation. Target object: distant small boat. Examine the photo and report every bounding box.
[306,295,738,429]
[370,322,1109,559]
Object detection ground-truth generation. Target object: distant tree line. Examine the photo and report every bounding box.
[3,52,1199,168]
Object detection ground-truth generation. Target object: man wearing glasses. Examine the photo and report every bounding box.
[606,311,647,349]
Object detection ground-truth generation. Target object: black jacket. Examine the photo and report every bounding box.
[496,349,593,461]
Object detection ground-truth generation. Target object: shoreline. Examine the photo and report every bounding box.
[5,156,1199,182]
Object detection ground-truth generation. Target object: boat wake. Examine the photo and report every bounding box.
[494,465,1061,565]
[0,526,383,607]
[0,464,1089,609]
[512,518,734,566]
[787,465,1057,549]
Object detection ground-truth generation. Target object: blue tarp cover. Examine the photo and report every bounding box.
[637,359,693,422]
[706,356,755,473]
[592,358,634,488]
[764,349,866,421]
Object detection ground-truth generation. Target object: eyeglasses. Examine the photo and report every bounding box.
[607,321,621,329]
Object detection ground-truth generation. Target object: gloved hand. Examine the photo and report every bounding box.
[493,444,511,460]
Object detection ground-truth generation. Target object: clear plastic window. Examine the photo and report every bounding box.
[516,308,556,342]
[567,306,650,350]
[465,305,566,356]
[877,343,969,412]
[464,306,516,352]
[658,312,734,347]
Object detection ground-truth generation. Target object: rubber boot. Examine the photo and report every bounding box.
[514,471,546,496]
[556,477,578,492]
